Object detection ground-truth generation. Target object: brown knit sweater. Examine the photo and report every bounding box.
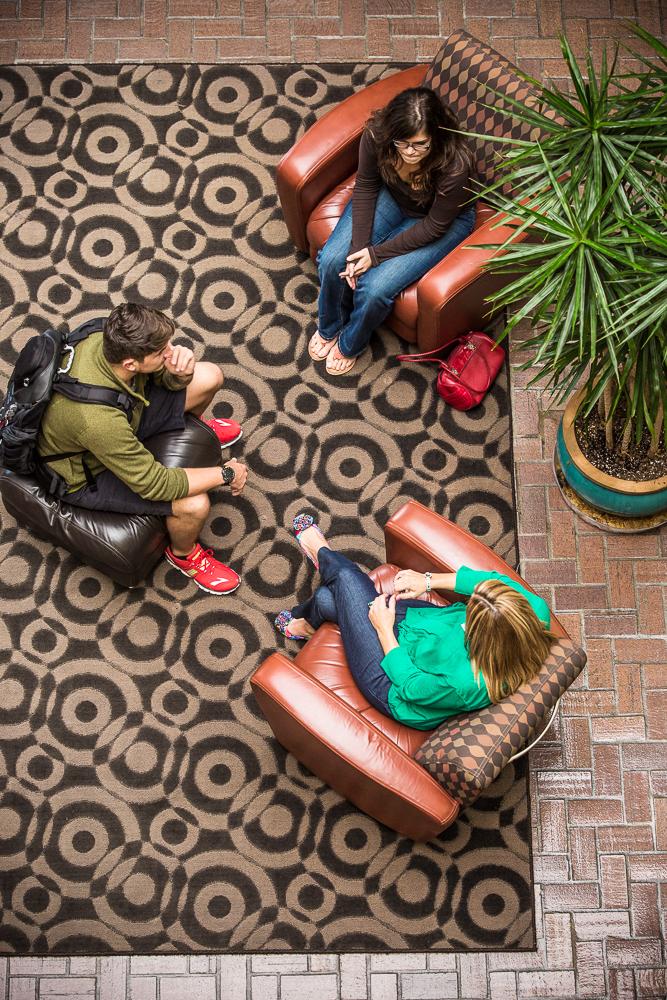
[349,130,472,266]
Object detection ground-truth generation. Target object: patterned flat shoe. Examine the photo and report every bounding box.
[274,610,308,641]
[292,512,326,570]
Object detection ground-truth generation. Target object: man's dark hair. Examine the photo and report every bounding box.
[103,304,175,364]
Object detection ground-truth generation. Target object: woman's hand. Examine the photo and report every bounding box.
[393,569,427,600]
[346,248,372,278]
[368,593,396,635]
[338,260,357,289]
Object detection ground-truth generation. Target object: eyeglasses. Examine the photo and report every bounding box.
[393,139,431,151]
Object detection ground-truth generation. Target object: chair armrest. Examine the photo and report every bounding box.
[384,500,567,638]
[415,209,532,351]
[251,652,459,841]
[277,65,427,251]
[509,695,562,762]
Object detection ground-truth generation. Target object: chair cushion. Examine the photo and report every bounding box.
[306,174,354,253]
[414,638,587,807]
[423,28,543,187]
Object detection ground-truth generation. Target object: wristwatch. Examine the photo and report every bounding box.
[424,572,432,594]
[221,465,235,486]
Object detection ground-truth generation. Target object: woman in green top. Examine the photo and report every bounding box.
[275,514,556,730]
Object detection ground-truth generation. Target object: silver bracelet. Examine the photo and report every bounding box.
[424,572,432,594]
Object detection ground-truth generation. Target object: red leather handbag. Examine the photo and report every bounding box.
[397,333,505,411]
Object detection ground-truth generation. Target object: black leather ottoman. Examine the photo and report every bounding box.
[0,414,221,588]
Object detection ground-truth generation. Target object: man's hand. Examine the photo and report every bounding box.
[164,344,195,377]
[224,459,248,496]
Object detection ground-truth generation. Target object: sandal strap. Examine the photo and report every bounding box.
[326,350,356,374]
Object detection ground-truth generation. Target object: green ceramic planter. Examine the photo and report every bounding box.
[557,391,667,519]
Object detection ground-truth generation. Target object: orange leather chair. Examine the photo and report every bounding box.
[277,29,540,353]
[251,501,586,842]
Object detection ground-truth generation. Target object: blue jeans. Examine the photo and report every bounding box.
[317,188,476,357]
[291,548,433,717]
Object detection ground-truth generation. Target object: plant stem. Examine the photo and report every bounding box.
[620,367,635,455]
[603,382,614,451]
[597,394,605,420]
[650,399,664,457]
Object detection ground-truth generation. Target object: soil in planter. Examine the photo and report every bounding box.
[575,406,667,481]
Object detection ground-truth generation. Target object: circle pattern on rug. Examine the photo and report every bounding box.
[0,63,529,954]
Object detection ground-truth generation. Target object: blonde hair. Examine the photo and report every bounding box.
[465,579,556,703]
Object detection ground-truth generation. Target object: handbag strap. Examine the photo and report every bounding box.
[398,334,501,393]
[396,335,468,365]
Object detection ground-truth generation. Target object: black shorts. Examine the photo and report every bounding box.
[63,379,187,517]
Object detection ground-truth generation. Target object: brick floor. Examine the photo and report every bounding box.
[0,0,662,72]
[1,2,666,999]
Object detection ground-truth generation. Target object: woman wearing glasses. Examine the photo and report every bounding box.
[309,87,477,376]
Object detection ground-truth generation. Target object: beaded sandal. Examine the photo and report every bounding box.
[292,513,326,570]
[274,610,308,641]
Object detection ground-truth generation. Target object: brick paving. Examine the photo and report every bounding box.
[0,0,663,71]
[1,2,666,998]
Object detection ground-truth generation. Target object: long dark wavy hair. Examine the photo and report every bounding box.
[367,87,474,202]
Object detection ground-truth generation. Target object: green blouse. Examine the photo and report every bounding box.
[382,566,551,730]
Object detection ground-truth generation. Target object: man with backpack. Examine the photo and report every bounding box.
[35,303,248,595]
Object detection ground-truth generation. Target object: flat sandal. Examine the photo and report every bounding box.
[325,348,357,376]
[308,330,338,361]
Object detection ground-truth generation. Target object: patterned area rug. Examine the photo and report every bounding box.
[0,64,533,954]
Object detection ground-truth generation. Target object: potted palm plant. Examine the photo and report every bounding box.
[469,24,667,530]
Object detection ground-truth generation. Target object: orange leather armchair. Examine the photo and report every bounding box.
[252,501,585,842]
[276,30,540,353]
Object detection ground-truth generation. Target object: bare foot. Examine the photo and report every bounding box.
[298,524,331,565]
[325,344,357,375]
[308,331,338,361]
[288,617,315,639]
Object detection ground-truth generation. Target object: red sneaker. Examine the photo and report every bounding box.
[202,417,243,449]
[165,544,240,595]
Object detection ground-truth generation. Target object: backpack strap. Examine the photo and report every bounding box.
[39,448,86,462]
[66,317,107,346]
[38,448,105,494]
[52,376,135,421]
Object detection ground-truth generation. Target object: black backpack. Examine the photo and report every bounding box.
[0,318,135,498]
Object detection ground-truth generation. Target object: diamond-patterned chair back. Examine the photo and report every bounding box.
[423,28,542,187]
[415,639,586,808]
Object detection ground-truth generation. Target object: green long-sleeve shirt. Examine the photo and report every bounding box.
[382,566,551,730]
[37,330,191,502]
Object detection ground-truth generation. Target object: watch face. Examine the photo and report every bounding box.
[222,465,235,485]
